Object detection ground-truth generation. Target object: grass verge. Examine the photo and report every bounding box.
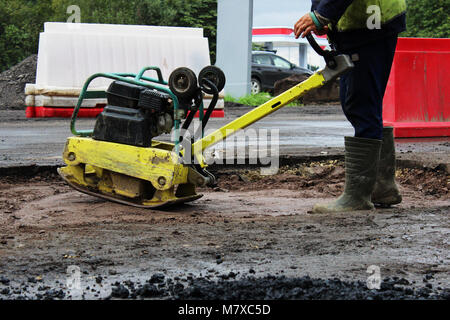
[225,93,302,107]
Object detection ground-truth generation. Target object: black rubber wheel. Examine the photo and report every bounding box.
[169,67,198,99]
[198,66,226,94]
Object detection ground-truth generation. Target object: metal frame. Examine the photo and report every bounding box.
[70,66,183,153]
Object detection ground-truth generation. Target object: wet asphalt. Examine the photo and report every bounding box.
[0,106,449,168]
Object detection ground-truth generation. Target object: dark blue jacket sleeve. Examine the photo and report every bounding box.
[311,0,354,22]
[311,0,321,11]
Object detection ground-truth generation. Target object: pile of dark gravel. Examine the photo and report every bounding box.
[110,275,449,301]
[0,55,37,110]
[1,274,448,300]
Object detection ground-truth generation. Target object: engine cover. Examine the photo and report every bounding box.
[93,81,174,147]
[93,105,153,147]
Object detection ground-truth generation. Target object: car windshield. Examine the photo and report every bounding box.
[272,56,292,69]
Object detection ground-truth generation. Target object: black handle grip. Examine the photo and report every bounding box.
[306,34,327,57]
[306,34,337,69]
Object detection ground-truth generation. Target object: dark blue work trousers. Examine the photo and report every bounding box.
[339,35,398,140]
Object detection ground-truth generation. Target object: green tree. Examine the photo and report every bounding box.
[50,0,138,24]
[0,0,53,72]
[0,0,218,72]
[402,0,450,38]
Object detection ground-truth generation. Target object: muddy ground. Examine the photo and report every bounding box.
[0,160,448,300]
[1,56,448,300]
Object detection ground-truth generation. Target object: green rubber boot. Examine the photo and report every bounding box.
[371,127,402,207]
[312,136,382,213]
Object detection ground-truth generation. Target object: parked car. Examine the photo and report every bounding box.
[251,51,313,94]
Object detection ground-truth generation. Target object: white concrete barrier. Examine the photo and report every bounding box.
[35,23,211,88]
[26,23,224,118]
[44,22,204,37]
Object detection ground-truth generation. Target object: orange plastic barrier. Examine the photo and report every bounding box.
[383,38,450,138]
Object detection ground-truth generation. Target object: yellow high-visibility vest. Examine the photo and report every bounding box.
[337,0,407,31]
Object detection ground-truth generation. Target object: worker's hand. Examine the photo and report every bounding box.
[294,13,329,38]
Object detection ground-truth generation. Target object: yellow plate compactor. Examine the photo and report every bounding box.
[58,35,354,209]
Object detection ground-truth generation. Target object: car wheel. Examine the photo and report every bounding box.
[251,78,261,95]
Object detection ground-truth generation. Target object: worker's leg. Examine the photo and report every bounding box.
[364,35,402,206]
[339,35,398,140]
[312,36,398,213]
[372,126,402,206]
